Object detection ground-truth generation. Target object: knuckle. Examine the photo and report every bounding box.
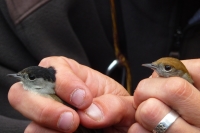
[57,56,67,62]
[56,56,70,63]
[134,79,148,106]
[24,122,56,133]
[40,57,51,63]
[36,105,64,131]
[8,88,17,108]
[138,98,164,129]
[164,77,192,99]
[55,56,72,67]
[37,105,52,124]
[138,98,171,130]
[195,59,200,68]
[134,79,147,96]
[8,83,23,109]
[39,57,51,66]
[24,123,39,133]
[40,56,68,66]
[140,98,161,121]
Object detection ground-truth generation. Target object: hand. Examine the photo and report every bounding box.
[8,56,135,133]
[128,59,200,132]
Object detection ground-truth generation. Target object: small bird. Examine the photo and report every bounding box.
[7,66,101,133]
[142,57,194,84]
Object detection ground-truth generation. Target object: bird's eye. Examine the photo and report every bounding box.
[164,65,172,71]
[28,74,36,80]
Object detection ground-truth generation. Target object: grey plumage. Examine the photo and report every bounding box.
[142,57,194,84]
[8,66,102,133]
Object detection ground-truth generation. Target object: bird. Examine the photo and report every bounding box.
[142,57,194,84]
[7,66,101,133]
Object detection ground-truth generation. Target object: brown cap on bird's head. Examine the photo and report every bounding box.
[152,57,189,74]
[142,57,194,84]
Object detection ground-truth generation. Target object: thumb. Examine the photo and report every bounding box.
[78,94,135,131]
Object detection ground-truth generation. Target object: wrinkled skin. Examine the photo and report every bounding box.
[8,57,200,133]
[8,56,135,133]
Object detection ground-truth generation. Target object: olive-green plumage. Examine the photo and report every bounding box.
[142,57,194,84]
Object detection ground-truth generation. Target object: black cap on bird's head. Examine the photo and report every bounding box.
[20,66,56,82]
[8,66,56,82]
[7,66,57,94]
[7,66,103,133]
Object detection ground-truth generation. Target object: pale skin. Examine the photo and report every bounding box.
[8,57,200,133]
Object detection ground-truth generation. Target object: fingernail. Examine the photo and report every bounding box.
[57,112,74,131]
[85,103,103,121]
[70,89,85,106]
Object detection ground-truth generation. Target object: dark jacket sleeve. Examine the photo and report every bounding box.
[0,116,30,133]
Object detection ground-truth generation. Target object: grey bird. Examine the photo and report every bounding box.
[8,66,101,133]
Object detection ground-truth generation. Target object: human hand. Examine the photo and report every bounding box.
[128,59,200,132]
[8,56,135,133]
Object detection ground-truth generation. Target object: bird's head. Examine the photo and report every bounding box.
[142,57,194,84]
[7,66,56,94]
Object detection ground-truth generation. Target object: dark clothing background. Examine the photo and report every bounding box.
[0,0,200,132]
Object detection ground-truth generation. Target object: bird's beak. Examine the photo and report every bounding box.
[7,73,23,80]
[142,63,157,70]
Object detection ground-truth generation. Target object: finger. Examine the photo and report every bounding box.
[128,123,151,133]
[25,122,61,133]
[39,56,129,109]
[8,83,80,133]
[39,56,93,109]
[151,71,159,78]
[135,98,199,132]
[77,94,135,131]
[182,59,200,89]
[134,77,200,127]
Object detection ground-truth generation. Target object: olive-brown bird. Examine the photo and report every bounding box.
[142,57,194,84]
[7,66,101,133]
